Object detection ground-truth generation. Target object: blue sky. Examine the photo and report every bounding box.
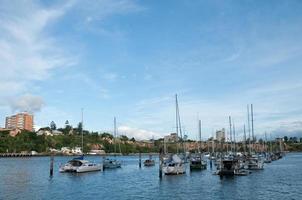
[0,0,302,140]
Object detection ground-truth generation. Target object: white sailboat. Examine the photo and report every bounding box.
[162,154,186,175]
[103,117,122,169]
[162,94,186,175]
[60,109,102,173]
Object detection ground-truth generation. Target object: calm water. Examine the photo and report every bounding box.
[0,153,301,200]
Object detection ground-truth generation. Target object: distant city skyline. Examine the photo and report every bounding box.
[0,0,302,140]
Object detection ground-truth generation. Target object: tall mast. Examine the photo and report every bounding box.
[270,133,273,153]
[198,120,202,153]
[243,124,247,155]
[175,94,184,153]
[233,119,236,154]
[265,132,268,153]
[251,104,255,148]
[81,108,84,154]
[114,117,117,154]
[247,105,251,154]
[117,119,122,155]
[175,94,179,154]
[229,116,232,153]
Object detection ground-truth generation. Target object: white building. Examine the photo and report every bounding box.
[216,128,225,142]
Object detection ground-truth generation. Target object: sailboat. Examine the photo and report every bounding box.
[60,109,102,173]
[103,117,122,169]
[245,104,264,170]
[190,120,207,170]
[162,94,186,175]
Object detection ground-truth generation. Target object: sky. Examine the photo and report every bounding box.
[0,0,302,140]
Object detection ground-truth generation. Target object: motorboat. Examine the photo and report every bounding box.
[162,154,185,175]
[103,158,121,169]
[144,155,155,166]
[59,156,102,173]
[247,156,264,170]
[216,159,240,176]
[190,155,207,170]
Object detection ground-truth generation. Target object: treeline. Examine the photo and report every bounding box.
[0,129,159,154]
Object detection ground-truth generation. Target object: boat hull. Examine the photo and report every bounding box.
[162,165,186,175]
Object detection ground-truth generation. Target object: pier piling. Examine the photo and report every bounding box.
[159,147,163,179]
[50,154,54,177]
[139,151,142,168]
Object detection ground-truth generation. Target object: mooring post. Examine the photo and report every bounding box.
[102,156,105,171]
[159,147,163,179]
[139,151,142,168]
[50,154,54,177]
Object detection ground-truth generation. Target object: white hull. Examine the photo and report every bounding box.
[60,159,102,173]
[162,164,185,175]
[247,159,264,170]
[162,155,186,175]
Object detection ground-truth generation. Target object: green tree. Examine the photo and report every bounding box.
[120,135,129,141]
[77,122,83,134]
[50,121,56,130]
[284,136,288,142]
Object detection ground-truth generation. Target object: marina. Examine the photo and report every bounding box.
[0,153,301,199]
[0,0,302,199]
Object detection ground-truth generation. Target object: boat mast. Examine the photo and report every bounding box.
[229,116,232,153]
[198,120,202,153]
[270,133,273,153]
[81,108,84,154]
[114,117,117,155]
[247,105,251,155]
[175,94,184,154]
[233,119,236,154]
[175,94,179,154]
[243,124,247,155]
[265,132,268,153]
[251,104,255,152]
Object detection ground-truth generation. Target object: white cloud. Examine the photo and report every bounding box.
[118,126,162,140]
[9,94,45,113]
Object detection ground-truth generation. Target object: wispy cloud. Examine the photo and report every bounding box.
[0,0,76,97]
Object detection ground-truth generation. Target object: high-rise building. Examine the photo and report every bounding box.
[5,112,34,131]
[216,128,225,142]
